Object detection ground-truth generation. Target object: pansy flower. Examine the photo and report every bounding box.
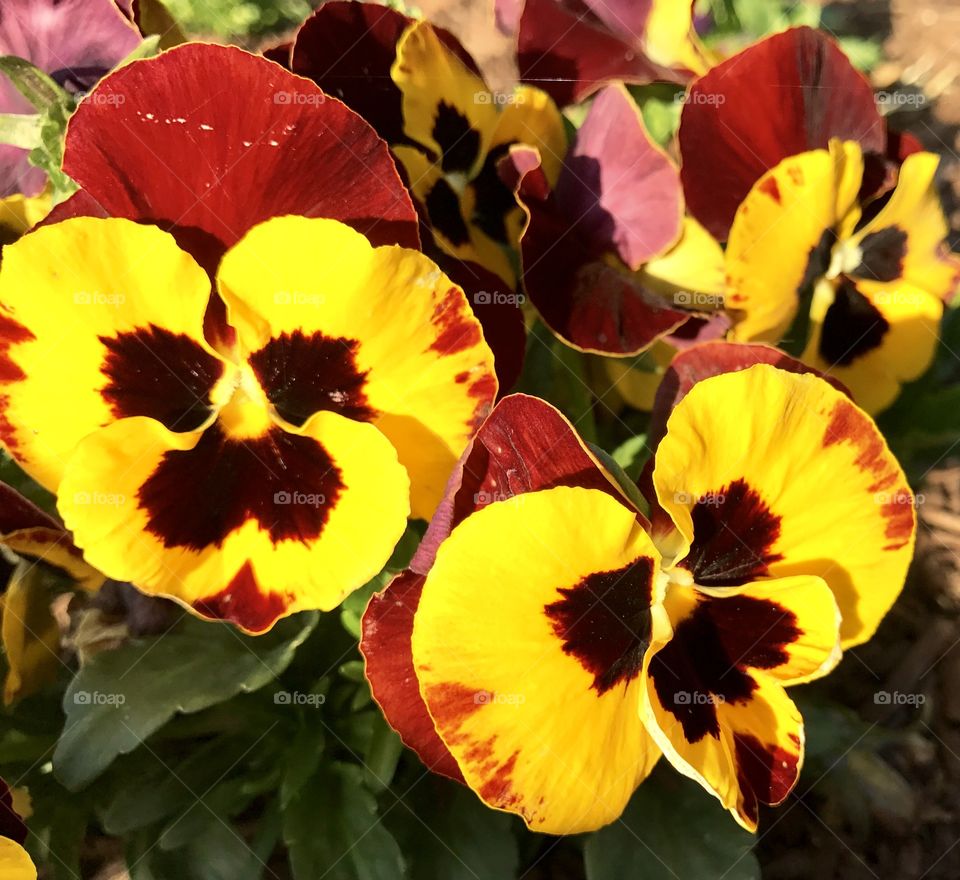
[0,215,496,633]
[363,355,914,831]
[496,0,711,106]
[677,27,956,413]
[292,9,566,286]
[388,20,566,286]
[725,139,953,413]
[511,85,724,356]
[0,777,33,880]
[678,26,909,242]
[0,0,140,199]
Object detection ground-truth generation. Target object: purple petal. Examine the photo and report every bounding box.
[555,85,683,269]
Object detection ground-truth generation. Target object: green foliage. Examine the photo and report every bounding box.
[53,613,317,789]
[282,763,405,880]
[584,768,761,880]
[162,0,315,39]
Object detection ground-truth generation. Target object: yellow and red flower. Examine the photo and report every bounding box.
[385,19,566,286]
[288,5,562,388]
[362,351,914,832]
[0,215,496,633]
[725,139,953,413]
[677,27,956,413]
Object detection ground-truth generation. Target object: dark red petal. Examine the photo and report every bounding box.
[62,43,419,275]
[361,393,639,778]
[0,482,59,534]
[678,26,885,240]
[361,570,465,782]
[648,342,852,450]
[516,0,686,106]
[555,85,683,269]
[290,1,478,146]
[261,41,292,68]
[515,143,688,355]
[437,257,526,395]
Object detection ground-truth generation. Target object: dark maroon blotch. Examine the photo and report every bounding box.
[433,102,482,174]
[818,277,889,366]
[139,422,343,550]
[248,330,376,425]
[100,324,224,432]
[425,178,471,246]
[854,226,907,283]
[649,594,799,743]
[680,479,784,587]
[544,557,654,694]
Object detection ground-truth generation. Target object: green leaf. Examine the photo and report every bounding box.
[363,715,403,792]
[584,770,760,880]
[54,613,317,790]
[0,56,69,112]
[283,763,405,880]
[838,37,883,72]
[610,434,650,480]
[588,443,650,518]
[0,113,42,150]
[102,736,259,835]
[280,720,325,809]
[389,782,520,880]
[629,84,683,147]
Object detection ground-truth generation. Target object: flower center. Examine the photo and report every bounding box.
[212,364,273,439]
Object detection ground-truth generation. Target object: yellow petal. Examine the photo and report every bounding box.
[0,217,222,492]
[393,20,496,178]
[216,215,497,520]
[653,364,914,647]
[642,592,804,833]
[58,411,410,633]
[0,837,36,880]
[850,151,956,300]
[414,486,664,834]
[1,560,63,705]
[726,142,864,343]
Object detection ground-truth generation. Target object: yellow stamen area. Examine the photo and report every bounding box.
[211,364,272,439]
